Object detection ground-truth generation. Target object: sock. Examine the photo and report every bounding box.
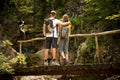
[52,59,56,61]
[44,59,48,62]
[63,58,66,61]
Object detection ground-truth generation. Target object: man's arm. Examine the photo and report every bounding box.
[57,20,71,26]
[60,21,71,26]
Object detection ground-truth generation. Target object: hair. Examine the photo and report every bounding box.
[62,14,69,22]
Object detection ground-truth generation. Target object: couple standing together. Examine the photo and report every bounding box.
[43,10,71,66]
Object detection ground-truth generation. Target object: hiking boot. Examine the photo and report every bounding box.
[51,60,60,66]
[62,59,67,66]
[44,61,48,66]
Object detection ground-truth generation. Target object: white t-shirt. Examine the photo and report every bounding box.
[46,18,60,38]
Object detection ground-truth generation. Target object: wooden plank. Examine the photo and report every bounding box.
[13,63,120,76]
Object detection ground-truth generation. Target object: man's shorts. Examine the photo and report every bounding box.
[45,37,57,49]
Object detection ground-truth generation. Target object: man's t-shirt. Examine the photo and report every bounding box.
[45,18,60,38]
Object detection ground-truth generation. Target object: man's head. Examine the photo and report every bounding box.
[50,10,56,17]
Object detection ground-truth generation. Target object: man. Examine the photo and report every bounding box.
[43,10,70,66]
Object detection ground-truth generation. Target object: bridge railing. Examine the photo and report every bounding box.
[18,29,120,63]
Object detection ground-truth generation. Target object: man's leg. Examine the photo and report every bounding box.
[44,49,49,66]
[52,38,57,60]
[51,38,60,65]
[51,47,60,65]
[52,48,56,59]
[44,49,49,60]
[44,37,51,66]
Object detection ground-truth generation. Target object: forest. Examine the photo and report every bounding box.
[0,0,120,80]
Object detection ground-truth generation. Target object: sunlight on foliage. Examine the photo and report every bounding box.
[11,53,26,65]
[85,0,91,3]
[105,14,120,20]
[2,40,13,46]
[19,6,33,13]
[22,25,29,32]
[0,53,14,74]
[11,0,31,4]
[0,40,13,47]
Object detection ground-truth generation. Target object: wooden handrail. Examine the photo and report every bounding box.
[70,29,120,37]
[17,29,120,61]
[17,37,45,43]
[18,29,120,43]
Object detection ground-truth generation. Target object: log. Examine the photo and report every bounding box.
[13,63,120,76]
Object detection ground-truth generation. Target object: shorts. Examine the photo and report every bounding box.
[45,37,57,49]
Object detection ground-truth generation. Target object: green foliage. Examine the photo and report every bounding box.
[83,0,120,32]
[105,13,120,20]
[87,37,96,49]
[11,0,32,6]
[70,17,81,34]
[11,53,26,67]
[0,40,13,56]
[2,40,13,46]
[0,52,27,74]
[70,17,80,27]
[0,53,14,74]
[18,6,33,13]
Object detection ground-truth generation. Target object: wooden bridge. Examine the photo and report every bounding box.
[15,29,120,75]
[13,63,120,76]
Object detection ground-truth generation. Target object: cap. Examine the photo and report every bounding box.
[50,10,56,14]
[63,14,68,17]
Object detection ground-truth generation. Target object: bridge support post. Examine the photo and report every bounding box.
[94,36,103,63]
[19,42,22,53]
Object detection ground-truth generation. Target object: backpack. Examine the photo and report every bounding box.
[44,18,55,33]
[60,26,68,39]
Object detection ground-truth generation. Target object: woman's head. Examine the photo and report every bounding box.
[62,14,69,22]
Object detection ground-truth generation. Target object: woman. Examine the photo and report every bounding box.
[58,14,71,65]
